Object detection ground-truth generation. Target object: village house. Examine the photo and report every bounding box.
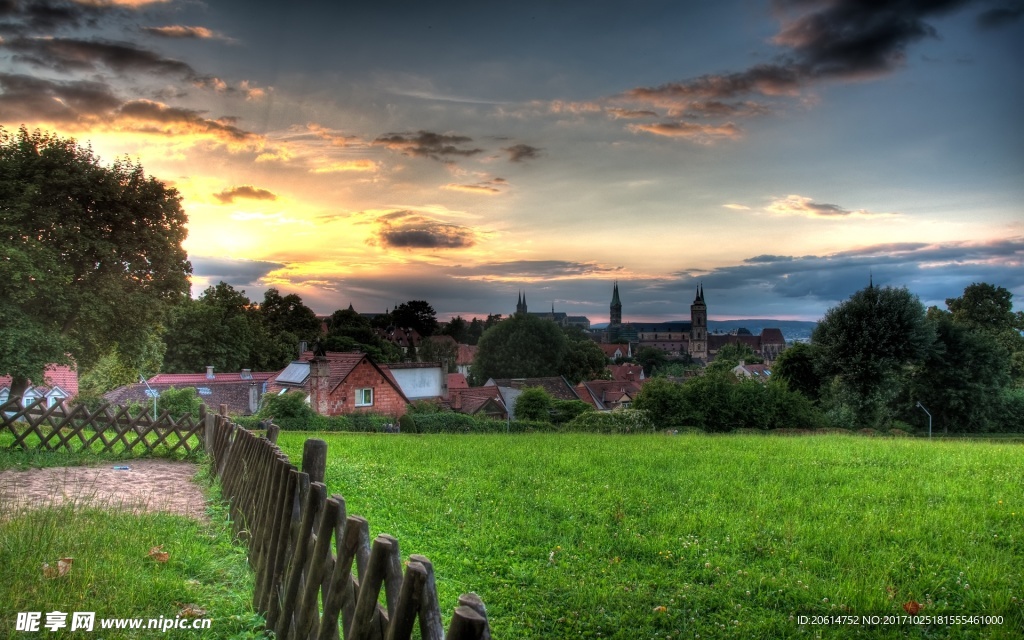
[0,364,79,410]
[104,367,276,416]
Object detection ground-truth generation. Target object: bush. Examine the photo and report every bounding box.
[514,387,553,422]
[563,409,653,434]
[258,390,313,421]
[157,386,202,420]
[551,399,594,425]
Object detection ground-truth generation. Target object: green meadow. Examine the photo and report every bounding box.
[277,432,1023,639]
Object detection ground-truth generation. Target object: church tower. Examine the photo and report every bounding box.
[689,284,707,362]
[516,291,527,316]
[610,281,622,327]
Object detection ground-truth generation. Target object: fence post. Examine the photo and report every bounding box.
[266,422,280,445]
[302,438,328,485]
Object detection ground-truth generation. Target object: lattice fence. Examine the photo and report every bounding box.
[1,397,204,455]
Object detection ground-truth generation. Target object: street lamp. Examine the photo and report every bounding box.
[139,375,158,421]
[915,401,932,439]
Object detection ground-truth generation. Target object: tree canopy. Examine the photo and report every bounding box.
[0,127,191,397]
[472,313,568,381]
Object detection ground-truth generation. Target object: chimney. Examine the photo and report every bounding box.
[309,353,331,415]
[738,360,745,368]
[241,368,252,380]
[298,341,308,358]
[206,365,215,380]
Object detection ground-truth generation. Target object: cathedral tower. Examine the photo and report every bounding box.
[689,284,707,362]
[516,291,527,316]
[610,281,622,327]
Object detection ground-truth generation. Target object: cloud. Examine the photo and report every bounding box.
[0,72,121,121]
[976,3,1024,28]
[142,25,232,41]
[765,194,897,218]
[443,178,506,195]
[618,0,979,128]
[3,36,198,77]
[214,185,277,204]
[189,255,285,284]
[627,121,742,143]
[369,210,482,250]
[114,99,259,145]
[372,130,482,161]
[310,159,379,173]
[503,143,541,162]
[0,0,150,36]
[451,260,624,282]
[606,108,658,119]
[306,123,366,147]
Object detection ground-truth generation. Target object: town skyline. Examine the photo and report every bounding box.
[2,1,1021,322]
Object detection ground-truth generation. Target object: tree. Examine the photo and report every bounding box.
[635,347,668,377]
[259,288,321,341]
[441,315,469,344]
[472,314,568,381]
[812,284,933,426]
[0,127,191,399]
[157,386,203,419]
[392,300,439,337]
[419,336,459,372]
[946,282,1024,386]
[77,330,166,399]
[161,282,256,373]
[706,342,761,374]
[514,387,554,422]
[772,342,820,401]
[908,308,1010,432]
[560,326,609,384]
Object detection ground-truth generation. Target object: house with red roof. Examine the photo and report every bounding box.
[607,363,644,382]
[0,364,79,409]
[103,367,277,415]
[575,379,647,411]
[269,351,412,417]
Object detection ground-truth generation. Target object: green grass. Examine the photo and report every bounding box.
[0,458,264,638]
[0,429,202,466]
[276,432,1024,639]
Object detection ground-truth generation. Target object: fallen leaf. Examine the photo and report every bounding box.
[42,557,73,579]
[903,601,922,615]
[148,545,170,563]
[176,603,207,618]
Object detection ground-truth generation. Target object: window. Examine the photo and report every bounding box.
[355,388,373,407]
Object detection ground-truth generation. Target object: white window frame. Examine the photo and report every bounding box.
[355,388,373,407]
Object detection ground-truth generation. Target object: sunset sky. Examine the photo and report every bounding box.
[2,0,1022,322]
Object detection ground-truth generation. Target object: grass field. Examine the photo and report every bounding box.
[0,457,263,639]
[276,432,1023,639]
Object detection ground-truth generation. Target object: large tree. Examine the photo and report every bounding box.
[161,282,255,373]
[812,284,933,426]
[946,282,1024,386]
[472,313,568,381]
[392,300,439,337]
[0,127,190,399]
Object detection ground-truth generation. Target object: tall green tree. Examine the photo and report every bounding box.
[561,326,609,384]
[812,284,933,427]
[472,314,568,381]
[441,315,469,344]
[908,308,1010,433]
[0,127,190,399]
[161,282,256,373]
[946,282,1024,386]
[773,342,820,400]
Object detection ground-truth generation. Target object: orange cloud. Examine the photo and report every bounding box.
[765,195,898,219]
[310,159,379,173]
[627,121,742,143]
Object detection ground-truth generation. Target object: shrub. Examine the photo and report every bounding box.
[563,409,653,434]
[551,399,594,425]
[258,390,313,421]
[399,414,416,433]
[514,387,553,422]
[157,386,202,420]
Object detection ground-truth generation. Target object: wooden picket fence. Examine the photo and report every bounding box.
[1,397,204,455]
[205,412,492,640]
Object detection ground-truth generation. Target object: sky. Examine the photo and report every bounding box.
[2,0,1022,323]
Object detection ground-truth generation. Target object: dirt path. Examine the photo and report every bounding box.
[0,459,210,522]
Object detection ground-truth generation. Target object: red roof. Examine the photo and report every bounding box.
[148,370,276,385]
[599,344,628,358]
[0,364,79,397]
[457,344,477,366]
[607,364,643,382]
[447,373,469,390]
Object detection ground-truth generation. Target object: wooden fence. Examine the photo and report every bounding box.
[1,397,204,456]
[205,412,493,640]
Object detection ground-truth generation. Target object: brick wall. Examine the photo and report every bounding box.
[326,360,407,418]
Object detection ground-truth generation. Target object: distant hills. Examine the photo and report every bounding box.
[590,319,818,343]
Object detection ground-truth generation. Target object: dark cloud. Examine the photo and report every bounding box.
[0,0,105,36]
[372,130,482,161]
[189,256,285,284]
[370,210,479,250]
[0,72,120,121]
[624,0,979,120]
[504,143,541,162]
[451,260,623,280]
[976,3,1024,28]
[214,185,277,204]
[3,36,197,77]
[115,100,257,142]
